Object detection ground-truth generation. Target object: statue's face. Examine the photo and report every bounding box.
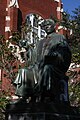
[44,23,53,34]
[42,20,55,34]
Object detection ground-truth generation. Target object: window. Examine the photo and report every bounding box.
[22,14,46,46]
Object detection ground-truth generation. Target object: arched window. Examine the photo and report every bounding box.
[21,14,46,46]
[19,14,46,64]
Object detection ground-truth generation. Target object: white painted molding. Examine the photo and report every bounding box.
[6,16,10,21]
[58,26,67,30]
[6,8,8,11]
[54,0,59,2]
[57,7,61,12]
[5,27,10,32]
[70,29,72,35]
[8,0,19,8]
[58,25,63,30]
[64,27,67,30]
[56,30,58,33]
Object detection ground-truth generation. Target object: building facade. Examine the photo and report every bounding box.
[0,0,66,40]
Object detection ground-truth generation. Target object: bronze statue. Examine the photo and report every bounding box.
[13,19,72,103]
[13,40,38,103]
[35,19,72,102]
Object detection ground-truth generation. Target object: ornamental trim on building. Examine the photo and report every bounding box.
[8,0,19,8]
[54,0,60,2]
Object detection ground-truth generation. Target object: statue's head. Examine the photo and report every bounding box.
[41,19,56,34]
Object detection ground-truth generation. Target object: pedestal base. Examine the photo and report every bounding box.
[5,102,80,120]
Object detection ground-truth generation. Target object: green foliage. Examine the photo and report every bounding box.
[0,89,10,120]
[64,6,80,107]
[71,44,80,64]
[68,6,80,64]
[61,11,71,29]
[67,62,80,107]
[69,34,80,64]
[9,31,21,44]
[0,35,19,118]
[68,78,80,106]
[71,6,80,37]
[0,35,18,81]
[0,91,10,109]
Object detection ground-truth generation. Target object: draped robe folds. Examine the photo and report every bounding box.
[35,32,72,101]
[14,66,38,97]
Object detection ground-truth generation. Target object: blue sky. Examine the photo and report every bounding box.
[62,0,80,15]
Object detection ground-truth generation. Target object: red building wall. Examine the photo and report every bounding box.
[0,0,62,39]
[0,0,7,35]
[18,0,57,20]
[0,0,68,39]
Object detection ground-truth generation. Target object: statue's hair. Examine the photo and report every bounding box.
[45,19,55,25]
[41,19,56,28]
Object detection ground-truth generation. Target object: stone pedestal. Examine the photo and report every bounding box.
[5,102,80,120]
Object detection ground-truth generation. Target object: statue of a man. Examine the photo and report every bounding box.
[35,19,72,102]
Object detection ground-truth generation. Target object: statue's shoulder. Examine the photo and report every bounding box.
[53,33,65,38]
[50,33,66,42]
[50,32,63,38]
